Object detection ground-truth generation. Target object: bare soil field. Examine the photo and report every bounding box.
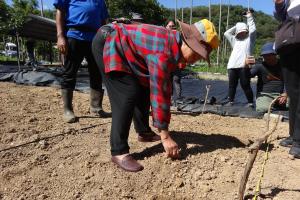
[0,82,299,200]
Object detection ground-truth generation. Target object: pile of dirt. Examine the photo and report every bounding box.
[0,82,299,200]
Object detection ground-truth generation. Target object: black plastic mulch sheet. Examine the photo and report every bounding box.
[0,65,289,119]
[0,65,90,91]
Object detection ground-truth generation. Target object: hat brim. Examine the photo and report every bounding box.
[235,29,249,37]
[177,20,212,62]
[260,50,276,56]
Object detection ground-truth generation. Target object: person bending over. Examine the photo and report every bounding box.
[92,19,219,172]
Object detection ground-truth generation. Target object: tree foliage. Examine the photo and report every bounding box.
[106,0,170,25]
[0,0,10,34]
[7,0,38,33]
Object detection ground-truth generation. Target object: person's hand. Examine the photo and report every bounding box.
[273,0,284,4]
[159,129,179,159]
[245,56,255,66]
[57,34,68,55]
[278,93,287,105]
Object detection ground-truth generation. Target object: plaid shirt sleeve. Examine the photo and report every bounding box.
[146,54,173,129]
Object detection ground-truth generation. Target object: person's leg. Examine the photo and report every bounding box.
[286,68,300,157]
[132,87,161,142]
[61,38,85,123]
[172,70,182,100]
[240,68,254,104]
[281,50,300,156]
[133,87,151,133]
[227,69,239,103]
[255,93,275,113]
[107,73,140,155]
[85,41,111,118]
[282,66,296,139]
[92,29,143,172]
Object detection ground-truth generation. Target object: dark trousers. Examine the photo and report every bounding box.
[92,28,152,156]
[228,68,254,103]
[281,49,300,142]
[171,70,182,101]
[61,38,102,91]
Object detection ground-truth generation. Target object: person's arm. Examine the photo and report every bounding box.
[56,8,68,55]
[224,26,236,48]
[274,0,288,21]
[101,0,109,26]
[247,12,256,38]
[146,54,179,159]
[246,12,256,54]
[249,64,260,78]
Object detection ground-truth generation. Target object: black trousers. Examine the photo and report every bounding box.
[61,38,102,91]
[92,28,152,156]
[171,69,182,101]
[228,68,254,103]
[281,49,300,142]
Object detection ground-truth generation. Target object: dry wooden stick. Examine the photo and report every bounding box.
[202,84,211,114]
[238,97,280,200]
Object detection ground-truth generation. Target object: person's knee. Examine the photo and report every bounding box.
[256,103,268,113]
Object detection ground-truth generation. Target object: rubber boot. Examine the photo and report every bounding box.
[90,88,111,118]
[62,89,76,123]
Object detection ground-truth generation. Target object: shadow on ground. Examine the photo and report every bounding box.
[132,131,246,160]
[244,187,300,199]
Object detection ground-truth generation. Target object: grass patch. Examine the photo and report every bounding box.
[185,63,228,75]
[0,55,18,62]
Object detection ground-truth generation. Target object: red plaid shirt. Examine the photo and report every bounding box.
[103,23,182,129]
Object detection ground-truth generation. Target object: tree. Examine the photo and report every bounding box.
[7,0,38,33]
[0,0,10,34]
[106,0,169,25]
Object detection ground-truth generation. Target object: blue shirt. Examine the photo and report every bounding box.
[53,0,108,41]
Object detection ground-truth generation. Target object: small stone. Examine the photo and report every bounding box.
[194,171,204,181]
[18,196,26,200]
[51,171,58,177]
[288,154,295,160]
[84,173,95,180]
[74,192,82,198]
[39,140,49,149]
[84,161,92,168]
[5,136,13,143]
[8,128,17,133]
[58,163,64,169]
[227,161,234,166]
[63,128,76,135]
[38,194,48,199]
[174,178,184,188]
[28,117,38,123]
[220,156,229,162]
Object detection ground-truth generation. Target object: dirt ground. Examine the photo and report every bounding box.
[0,82,300,200]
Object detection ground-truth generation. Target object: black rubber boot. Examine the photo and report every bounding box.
[62,89,76,123]
[279,136,293,147]
[289,142,300,159]
[90,88,111,118]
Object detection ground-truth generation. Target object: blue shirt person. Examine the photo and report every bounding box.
[54,0,111,123]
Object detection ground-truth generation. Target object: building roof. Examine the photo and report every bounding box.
[15,14,56,42]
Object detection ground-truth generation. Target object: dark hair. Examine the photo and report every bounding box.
[166,20,175,26]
